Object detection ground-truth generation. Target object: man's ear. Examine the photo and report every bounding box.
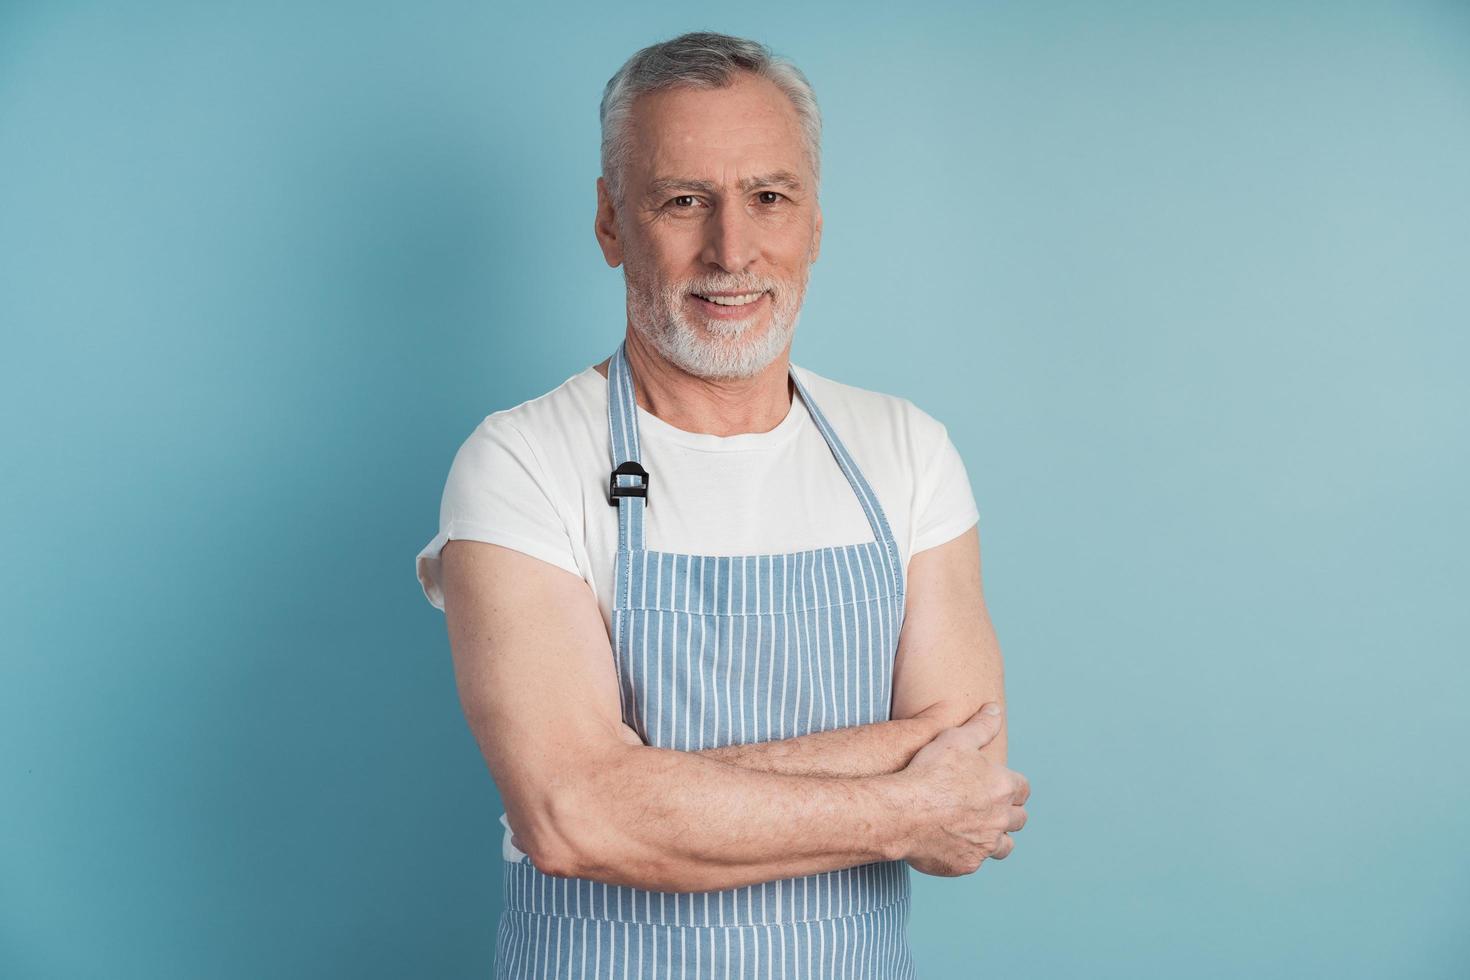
[594,176,624,268]
[811,201,823,264]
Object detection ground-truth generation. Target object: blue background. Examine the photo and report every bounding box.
[3,1,1467,977]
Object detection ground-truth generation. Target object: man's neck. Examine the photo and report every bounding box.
[594,329,794,437]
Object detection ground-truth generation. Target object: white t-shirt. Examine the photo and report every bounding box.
[415,360,980,634]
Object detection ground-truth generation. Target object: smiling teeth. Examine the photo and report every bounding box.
[697,292,764,306]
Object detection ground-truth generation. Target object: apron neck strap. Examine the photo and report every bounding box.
[605,338,904,600]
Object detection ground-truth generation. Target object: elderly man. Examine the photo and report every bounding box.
[415,30,1029,979]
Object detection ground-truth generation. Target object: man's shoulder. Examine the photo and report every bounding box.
[794,362,947,445]
[452,364,605,477]
[474,363,603,438]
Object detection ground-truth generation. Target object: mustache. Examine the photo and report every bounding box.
[678,279,777,296]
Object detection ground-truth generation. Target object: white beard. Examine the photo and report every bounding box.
[624,262,810,381]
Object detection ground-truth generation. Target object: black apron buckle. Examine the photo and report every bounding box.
[608,460,650,506]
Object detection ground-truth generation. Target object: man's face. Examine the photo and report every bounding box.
[596,72,823,380]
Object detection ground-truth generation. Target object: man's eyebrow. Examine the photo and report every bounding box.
[645,171,806,198]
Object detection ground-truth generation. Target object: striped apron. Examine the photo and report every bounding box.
[495,339,916,979]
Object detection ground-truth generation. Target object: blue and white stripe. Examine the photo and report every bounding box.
[495,340,915,978]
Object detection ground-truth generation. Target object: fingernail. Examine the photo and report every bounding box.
[982,703,1002,716]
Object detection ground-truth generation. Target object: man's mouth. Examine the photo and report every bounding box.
[690,290,768,309]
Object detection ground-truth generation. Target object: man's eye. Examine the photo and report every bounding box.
[669,195,700,209]
[756,191,786,205]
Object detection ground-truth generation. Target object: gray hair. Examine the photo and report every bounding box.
[599,31,822,209]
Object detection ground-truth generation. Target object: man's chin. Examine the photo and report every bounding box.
[697,320,760,340]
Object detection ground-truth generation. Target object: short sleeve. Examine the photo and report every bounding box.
[910,421,980,556]
[414,414,580,611]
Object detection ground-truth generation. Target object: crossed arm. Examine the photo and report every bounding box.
[691,523,1005,776]
[440,522,1003,892]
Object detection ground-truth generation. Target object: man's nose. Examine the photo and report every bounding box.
[700,202,758,273]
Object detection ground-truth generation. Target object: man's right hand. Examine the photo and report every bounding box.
[895,703,1030,875]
